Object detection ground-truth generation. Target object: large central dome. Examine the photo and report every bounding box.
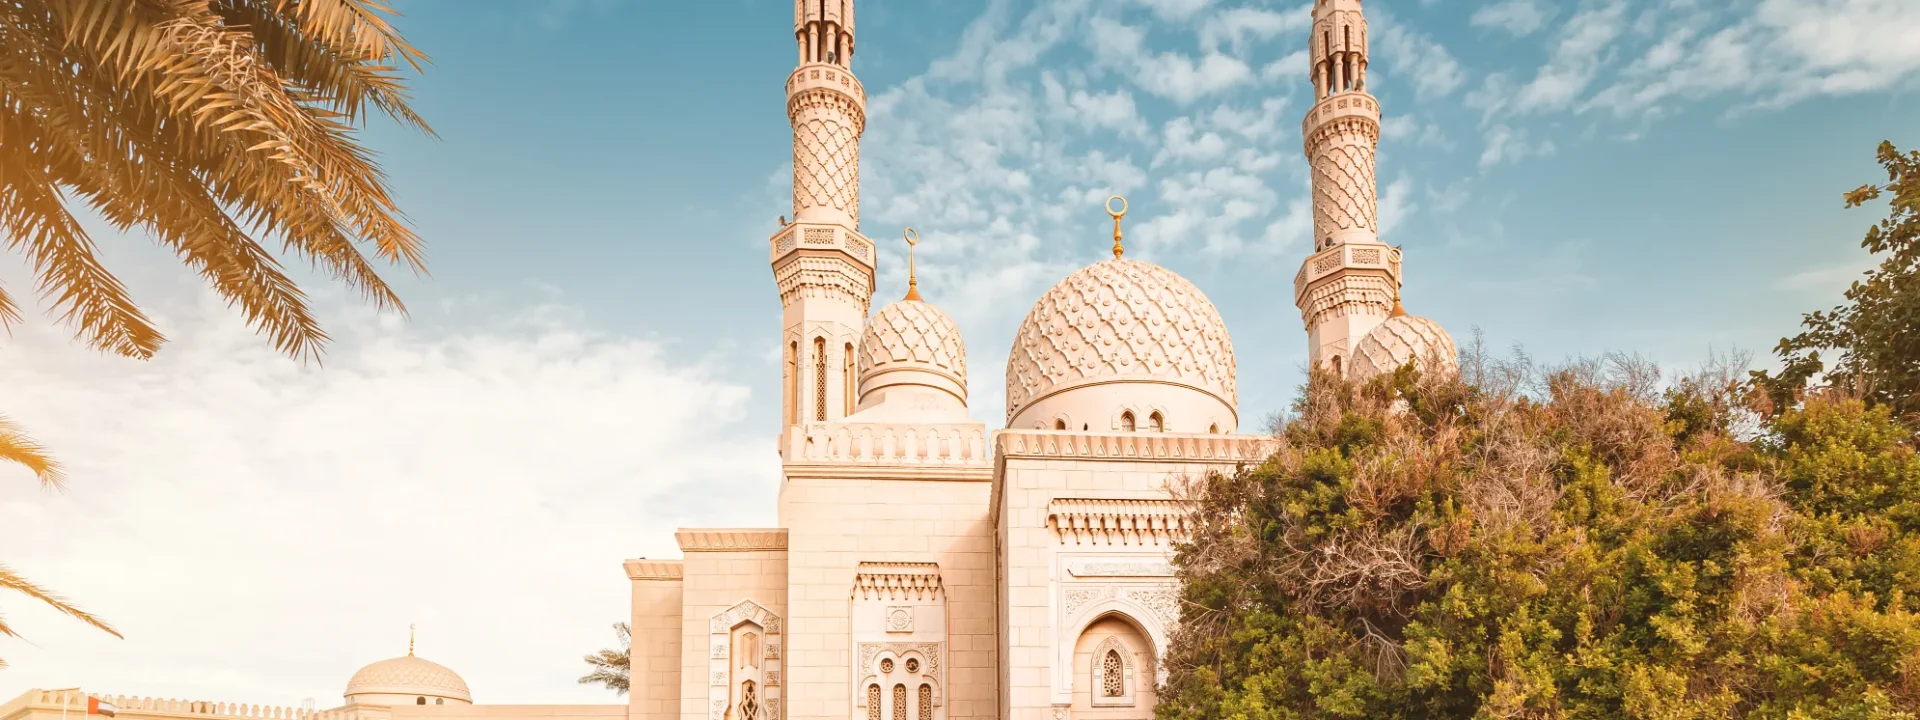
[1006,258,1237,432]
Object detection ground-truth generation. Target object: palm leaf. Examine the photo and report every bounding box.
[0,415,62,489]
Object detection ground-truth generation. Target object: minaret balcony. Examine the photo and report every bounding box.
[786,62,867,105]
[1292,240,1400,306]
[770,221,876,271]
[1302,90,1381,148]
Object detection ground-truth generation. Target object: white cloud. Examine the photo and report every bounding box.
[1478,124,1558,167]
[0,292,774,706]
[1373,20,1467,100]
[1471,0,1553,37]
[1516,2,1628,113]
[1134,52,1257,104]
[1199,5,1312,54]
[1154,117,1230,166]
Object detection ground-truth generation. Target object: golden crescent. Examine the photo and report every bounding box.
[903,227,919,246]
[1105,195,1128,218]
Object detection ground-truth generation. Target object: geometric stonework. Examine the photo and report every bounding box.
[709,600,781,720]
[1006,258,1238,423]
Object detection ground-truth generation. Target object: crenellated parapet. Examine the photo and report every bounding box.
[782,421,990,474]
[994,430,1274,464]
[12,690,377,720]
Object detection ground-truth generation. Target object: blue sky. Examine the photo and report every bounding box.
[3,0,1918,709]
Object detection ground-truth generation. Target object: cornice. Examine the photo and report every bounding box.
[623,559,686,581]
[675,528,789,553]
[1048,498,1191,546]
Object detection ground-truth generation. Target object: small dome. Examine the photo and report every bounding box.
[1349,311,1459,383]
[858,298,967,406]
[345,655,471,704]
[1006,258,1237,432]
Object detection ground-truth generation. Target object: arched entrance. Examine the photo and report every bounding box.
[1069,613,1156,719]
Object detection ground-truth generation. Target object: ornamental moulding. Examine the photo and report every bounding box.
[1047,498,1191,546]
[676,528,789,552]
[995,430,1273,463]
[853,561,943,601]
[623,559,686,580]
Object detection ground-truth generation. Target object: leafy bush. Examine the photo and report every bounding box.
[1157,344,1920,720]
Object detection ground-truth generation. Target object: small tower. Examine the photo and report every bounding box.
[771,0,874,445]
[1293,0,1401,374]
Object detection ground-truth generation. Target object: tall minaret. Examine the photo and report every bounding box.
[771,0,874,444]
[1293,0,1402,375]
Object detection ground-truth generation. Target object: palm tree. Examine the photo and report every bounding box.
[578,622,631,695]
[1,0,434,663]
[0,416,120,668]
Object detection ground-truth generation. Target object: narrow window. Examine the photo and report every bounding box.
[1209,423,1219,434]
[867,685,882,720]
[788,341,800,424]
[1102,649,1125,697]
[1331,355,1344,378]
[845,342,856,415]
[1054,419,1067,430]
[892,684,907,720]
[1120,411,1135,432]
[918,685,932,720]
[435,699,443,706]
[415,698,425,706]
[814,337,828,421]
[1148,411,1164,432]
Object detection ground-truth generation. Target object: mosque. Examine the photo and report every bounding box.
[3,1,1456,720]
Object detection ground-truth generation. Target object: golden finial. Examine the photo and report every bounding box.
[902,227,922,301]
[1390,251,1408,318]
[1106,195,1128,258]
[408,624,415,656]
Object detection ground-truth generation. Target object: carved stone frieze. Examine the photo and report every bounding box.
[1047,498,1191,546]
[853,562,943,600]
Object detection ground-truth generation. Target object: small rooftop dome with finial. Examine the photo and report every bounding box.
[1005,197,1238,433]
[850,227,969,420]
[343,626,472,707]
[1347,282,1458,383]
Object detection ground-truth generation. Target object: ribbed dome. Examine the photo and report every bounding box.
[1349,312,1458,383]
[345,655,471,703]
[858,298,967,405]
[1006,258,1237,429]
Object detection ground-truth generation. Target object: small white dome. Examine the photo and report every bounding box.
[857,298,967,407]
[345,655,471,705]
[1006,258,1237,432]
[1349,310,1458,383]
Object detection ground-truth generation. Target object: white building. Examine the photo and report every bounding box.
[6,1,1454,720]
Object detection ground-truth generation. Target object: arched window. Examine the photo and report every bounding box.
[844,342,856,416]
[435,699,443,705]
[867,684,881,720]
[1331,355,1343,378]
[1102,649,1125,697]
[918,684,932,720]
[1053,419,1067,430]
[787,341,800,425]
[1209,423,1219,434]
[415,698,425,706]
[1148,411,1164,432]
[814,337,828,421]
[1120,411,1135,432]
[892,684,907,720]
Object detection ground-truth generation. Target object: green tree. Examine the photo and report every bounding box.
[579,622,631,696]
[1156,351,1920,720]
[1754,141,1920,427]
[1,0,432,662]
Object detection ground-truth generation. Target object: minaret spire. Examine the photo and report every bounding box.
[1293,0,1401,372]
[770,0,874,447]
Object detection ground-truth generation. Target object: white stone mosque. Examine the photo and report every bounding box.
[4,1,1456,720]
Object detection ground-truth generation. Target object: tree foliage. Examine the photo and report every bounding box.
[0,0,430,669]
[1157,345,1920,720]
[579,622,631,696]
[1755,141,1920,427]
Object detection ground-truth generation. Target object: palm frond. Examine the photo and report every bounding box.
[0,415,63,488]
[0,563,121,639]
